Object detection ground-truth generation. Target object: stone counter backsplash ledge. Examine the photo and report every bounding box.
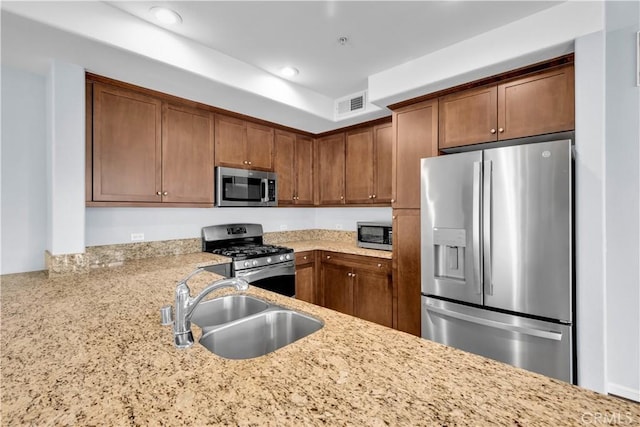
[45,229,356,277]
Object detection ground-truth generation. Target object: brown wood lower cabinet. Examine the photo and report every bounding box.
[294,251,316,303]
[393,209,422,336]
[319,251,393,328]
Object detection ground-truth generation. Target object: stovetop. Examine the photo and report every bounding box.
[209,243,293,261]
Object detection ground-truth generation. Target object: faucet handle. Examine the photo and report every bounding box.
[160,305,173,325]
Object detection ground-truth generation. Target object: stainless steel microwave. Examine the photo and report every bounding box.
[215,167,277,207]
[357,221,393,251]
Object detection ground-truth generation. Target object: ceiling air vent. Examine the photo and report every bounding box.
[335,91,367,119]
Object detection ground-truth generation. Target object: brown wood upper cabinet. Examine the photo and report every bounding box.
[162,103,215,203]
[319,252,393,328]
[215,114,274,171]
[392,99,439,209]
[90,83,214,205]
[274,130,314,205]
[439,64,575,149]
[345,123,392,204]
[316,133,346,205]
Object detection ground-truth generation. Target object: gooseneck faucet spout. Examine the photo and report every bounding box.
[173,268,249,348]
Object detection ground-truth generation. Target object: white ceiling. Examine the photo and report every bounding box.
[104,1,562,98]
[1,1,578,132]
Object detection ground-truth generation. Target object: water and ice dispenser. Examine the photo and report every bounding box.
[433,228,466,281]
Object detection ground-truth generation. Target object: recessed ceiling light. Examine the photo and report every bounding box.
[280,66,299,77]
[150,6,182,25]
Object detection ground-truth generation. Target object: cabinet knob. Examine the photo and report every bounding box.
[391,199,395,203]
[243,160,247,165]
[490,128,497,134]
[368,195,373,199]
[340,196,344,200]
[156,191,162,196]
[392,215,397,219]
[352,273,356,278]
[372,194,376,199]
[377,263,382,268]
[162,191,168,196]
[303,256,307,260]
[498,128,504,133]
[248,161,252,165]
[326,255,331,259]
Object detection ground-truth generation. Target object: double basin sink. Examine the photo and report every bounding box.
[190,294,324,359]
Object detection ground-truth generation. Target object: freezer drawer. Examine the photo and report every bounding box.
[421,296,573,383]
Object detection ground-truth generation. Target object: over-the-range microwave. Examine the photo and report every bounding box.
[357,221,393,251]
[215,166,277,207]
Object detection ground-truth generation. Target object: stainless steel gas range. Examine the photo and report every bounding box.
[201,223,295,297]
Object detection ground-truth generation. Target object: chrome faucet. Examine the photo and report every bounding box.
[171,268,249,348]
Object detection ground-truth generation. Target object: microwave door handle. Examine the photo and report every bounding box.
[261,179,267,203]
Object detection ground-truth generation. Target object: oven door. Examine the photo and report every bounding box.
[234,261,295,297]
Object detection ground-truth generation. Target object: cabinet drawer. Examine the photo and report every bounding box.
[321,251,391,274]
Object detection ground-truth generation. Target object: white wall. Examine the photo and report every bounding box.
[574,30,607,394]
[85,207,391,246]
[47,61,85,255]
[604,0,640,402]
[0,66,48,274]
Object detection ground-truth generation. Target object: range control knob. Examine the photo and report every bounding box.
[279,255,285,261]
[266,257,272,263]
[285,254,292,260]
[244,261,250,268]
[252,260,259,266]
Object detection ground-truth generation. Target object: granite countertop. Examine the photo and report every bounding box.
[283,240,393,259]
[1,254,638,426]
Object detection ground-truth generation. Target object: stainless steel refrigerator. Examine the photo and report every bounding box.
[420,139,574,383]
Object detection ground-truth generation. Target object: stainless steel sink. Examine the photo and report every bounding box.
[199,309,324,359]
[190,295,269,328]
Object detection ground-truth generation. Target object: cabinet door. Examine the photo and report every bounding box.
[162,103,214,204]
[393,99,438,209]
[295,135,315,205]
[93,83,162,202]
[345,128,374,204]
[498,65,575,140]
[295,251,316,304]
[245,122,274,170]
[353,262,393,328]
[439,86,498,149]
[393,209,421,336]
[317,134,346,205]
[321,260,353,315]
[215,115,246,168]
[274,130,296,205]
[373,123,393,204]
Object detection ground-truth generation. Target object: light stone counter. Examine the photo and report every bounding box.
[1,254,637,426]
[283,240,393,259]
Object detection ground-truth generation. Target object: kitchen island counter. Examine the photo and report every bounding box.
[1,255,637,426]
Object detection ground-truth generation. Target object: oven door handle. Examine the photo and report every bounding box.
[235,263,295,283]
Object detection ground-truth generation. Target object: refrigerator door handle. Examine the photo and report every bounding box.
[483,160,493,295]
[426,304,563,341]
[472,161,482,295]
